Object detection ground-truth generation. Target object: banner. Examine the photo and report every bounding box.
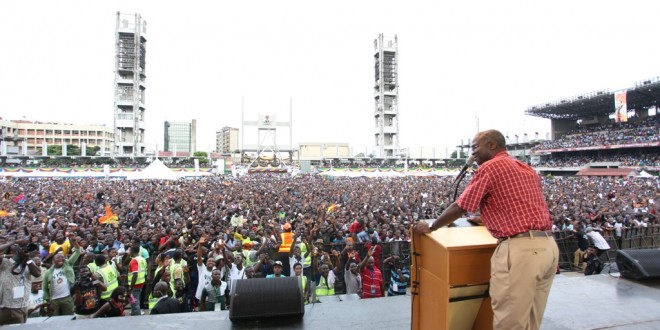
[614,90,628,123]
[258,113,276,129]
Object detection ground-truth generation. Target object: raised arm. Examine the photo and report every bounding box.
[358,245,375,272]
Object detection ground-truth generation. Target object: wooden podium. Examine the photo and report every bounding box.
[411,225,497,330]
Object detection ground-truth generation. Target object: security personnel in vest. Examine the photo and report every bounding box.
[277,222,294,276]
[299,237,313,280]
[292,262,309,303]
[94,254,119,305]
[128,246,148,316]
[313,249,341,300]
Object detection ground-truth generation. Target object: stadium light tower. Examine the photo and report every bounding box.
[373,34,399,158]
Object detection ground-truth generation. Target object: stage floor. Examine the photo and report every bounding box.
[17,273,660,330]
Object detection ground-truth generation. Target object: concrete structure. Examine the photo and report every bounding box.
[113,12,147,156]
[241,98,294,162]
[0,119,113,156]
[164,119,196,153]
[216,126,239,154]
[297,142,351,161]
[16,275,660,329]
[373,33,399,158]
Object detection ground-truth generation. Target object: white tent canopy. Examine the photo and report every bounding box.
[128,159,180,180]
[638,170,655,178]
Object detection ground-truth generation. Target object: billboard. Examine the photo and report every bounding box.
[614,90,628,123]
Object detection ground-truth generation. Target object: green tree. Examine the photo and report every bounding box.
[450,150,469,159]
[47,145,62,156]
[193,151,208,158]
[67,144,80,156]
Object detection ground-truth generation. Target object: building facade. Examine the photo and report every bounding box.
[113,12,147,156]
[0,119,114,156]
[164,119,196,153]
[373,33,400,158]
[298,142,351,161]
[216,126,239,154]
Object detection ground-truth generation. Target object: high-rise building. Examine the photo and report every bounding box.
[216,127,239,154]
[164,119,196,153]
[373,33,399,158]
[113,12,147,156]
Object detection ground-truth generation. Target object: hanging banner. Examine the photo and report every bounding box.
[614,90,628,123]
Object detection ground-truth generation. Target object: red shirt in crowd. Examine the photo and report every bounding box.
[456,151,551,238]
[360,266,383,299]
[349,221,365,234]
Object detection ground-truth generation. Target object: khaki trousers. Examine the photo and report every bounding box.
[0,307,27,325]
[490,234,559,330]
[574,248,586,269]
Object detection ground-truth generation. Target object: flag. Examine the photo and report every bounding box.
[12,193,26,204]
[98,205,119,225]
[327,204,340,213]
[0,210,15,217]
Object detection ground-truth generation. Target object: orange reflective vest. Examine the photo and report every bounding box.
[278,232,294,253]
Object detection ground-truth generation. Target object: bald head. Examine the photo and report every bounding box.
[472,129,507,165]
[475,130,506,149]
[154,281,169,295]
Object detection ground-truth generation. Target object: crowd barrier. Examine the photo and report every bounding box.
[66,226,660,307]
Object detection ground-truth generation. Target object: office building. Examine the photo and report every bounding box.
[164,119,196,153]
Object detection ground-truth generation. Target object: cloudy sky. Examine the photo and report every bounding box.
[1,0,659,157]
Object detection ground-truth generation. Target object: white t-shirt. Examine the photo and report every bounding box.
[229,264,246,283]
[614,222,623,237]
[196,264,214,300]
[51,268,70,299]
[28,290,44,317]
[289,256,304,275]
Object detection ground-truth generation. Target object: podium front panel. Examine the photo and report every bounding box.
[412,226,497,330]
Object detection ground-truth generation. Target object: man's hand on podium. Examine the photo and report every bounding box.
[413,221,432,234]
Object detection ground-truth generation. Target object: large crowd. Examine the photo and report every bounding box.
[532,116,659,151]
[0,171,658,323]
[536,154,660,168]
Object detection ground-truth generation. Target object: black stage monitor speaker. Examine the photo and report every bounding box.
[229,277,304,321]
[616,249,660,280]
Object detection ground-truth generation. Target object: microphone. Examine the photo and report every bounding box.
[460,156,475,174]
[454,156,475,182]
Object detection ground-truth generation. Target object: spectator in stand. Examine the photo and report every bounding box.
[199,269,227,311]
[91,286,127,318]
[358,245,384,299]
[585,227,610,257]
[583,246,603,276]
[383,254,409,296]
[27,275,45,318]
[71,266,105,319]
[266,261,286,278]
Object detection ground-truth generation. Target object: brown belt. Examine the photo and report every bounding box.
[497,230,553,244]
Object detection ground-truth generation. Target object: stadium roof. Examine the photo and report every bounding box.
[525,76,660,120]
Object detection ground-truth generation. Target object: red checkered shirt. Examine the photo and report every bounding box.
[456,151,551,238]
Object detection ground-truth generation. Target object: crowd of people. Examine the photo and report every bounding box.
[0,171,657,324]
[532,116,659,151]
[535,154,660,168]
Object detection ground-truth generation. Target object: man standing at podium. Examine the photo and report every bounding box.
[414,129,558,330]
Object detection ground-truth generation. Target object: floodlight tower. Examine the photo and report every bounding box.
[113,12,147,156]
[373,33,399,158]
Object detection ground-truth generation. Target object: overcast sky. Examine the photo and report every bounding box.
[1,0,659,158]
